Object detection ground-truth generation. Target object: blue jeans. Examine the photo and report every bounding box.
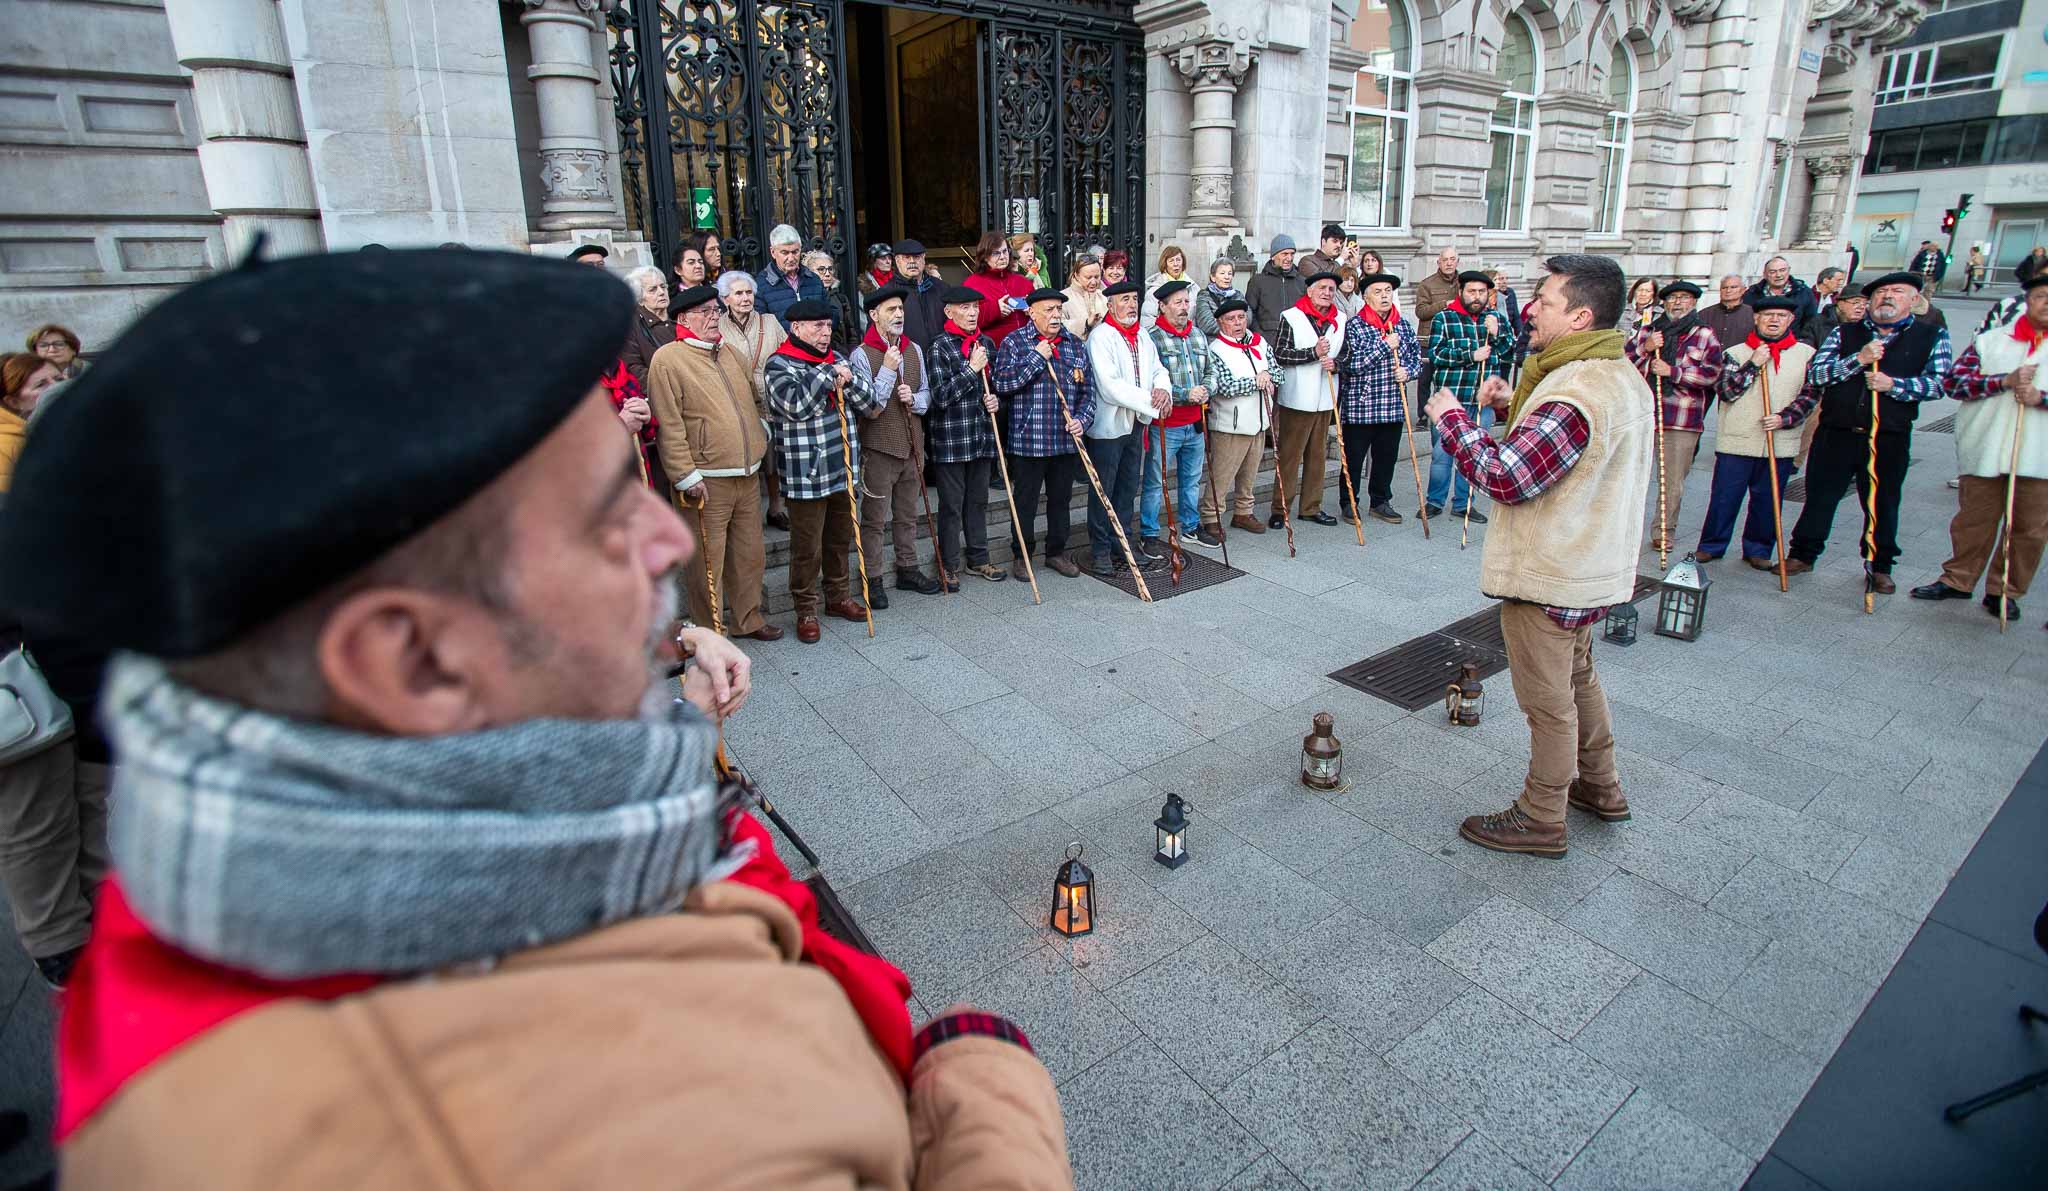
[1698,452,1794,560]
[1084,431,1143,564]
[1428,405,1494,511]
[1140,423,1206,538]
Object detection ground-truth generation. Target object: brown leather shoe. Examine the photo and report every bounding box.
[1869,572,1896,595]
[1567,779,1631,822]
[795,615,822,644]
[744,623,784,642]
[1745,556,1775,571]
[1459,804,1567,858]
[1048,554,1081,578]
[823,598,868,622]
[1011,557,1033,582]
[1782,558,1813,575]
[1232,514,1267,535]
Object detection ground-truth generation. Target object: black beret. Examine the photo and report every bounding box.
[2025,274,2048,294]
[1456,270,1495,289]
[1026,287,1067,306]
[785,298,837,323]
[1750,295,1801,314]
[672,283,720,313]
[862,283,910,311]
[1303,271,1343,287]
[1153,279,1192,301]
[892,239,927,256]
[0,247,633,658]
[1103,279,1143,298]
[568,244,608,262]
[1213,297,1250,318]
[1658,281,1703,301]
[1861,271,1924,297]
[1359,272,1401,290]
[941,284,982,305]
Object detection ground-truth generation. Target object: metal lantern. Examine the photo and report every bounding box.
[1050,842,1095,937]
[1603,603,1639,646]
[1444,661,1485,727]
[1300,712,1343,790]
[1154,793,1191,869]
[1655,555,1712,641]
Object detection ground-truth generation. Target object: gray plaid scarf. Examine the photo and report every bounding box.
[103,655,741,979]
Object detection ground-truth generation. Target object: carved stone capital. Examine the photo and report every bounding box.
[1805,152,1857,179]
[1172,38,1258,91]
[1667,0,1720,25]
[540,147,613,203]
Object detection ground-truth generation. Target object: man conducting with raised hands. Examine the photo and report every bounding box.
[0,248,1070,1187]
[1424,254,1653,858]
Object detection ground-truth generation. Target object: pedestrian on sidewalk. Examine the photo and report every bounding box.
[850,286,942,607]
[1695,296,1816,567]
[1912,273,2048,619]
[1270,271,1350,528]
[1202,297,1273,537]
[1145,279,1214,549]
[927,284,1008,584]
[1425,253,1650,857]
[1784,273,1955,592]
[992,288,1096,578]
[1337,271,1422,525]
[1425,270,1516,520]
[1083,279,1167,575]
[1625,280,1726,550]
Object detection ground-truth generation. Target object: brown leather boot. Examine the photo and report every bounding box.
[795,615,822,644]
[1568,779,1631,822]
[823,597,868,622]
[1232,514,1267,535]
[1459,804,1567,858]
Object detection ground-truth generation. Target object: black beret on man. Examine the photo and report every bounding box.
[568,244,609,262]
[784,298,838,323]
[1303,271,1342,287]
[1026,288,1067,306]
[1658,281,1702,301]
[2024,273,2048,294]
[941,284,982,306]
[1750,295,1802,314]
[0,247,634,657]
[1213,297,1251,318]
[1359,272,1401,290]
[672,283,720,313]
[862,283,910,312]
[1456,270,1495,289]
[1861,271,1925,297]
[891,239,926,257]
[1152,279,1192,301]
[1103,279,1143,298]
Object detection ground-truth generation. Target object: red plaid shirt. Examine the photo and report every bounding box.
[1438,402,1606,628]
[1944,343,2010,403]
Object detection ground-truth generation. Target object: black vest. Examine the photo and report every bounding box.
[1818,318,1940,436]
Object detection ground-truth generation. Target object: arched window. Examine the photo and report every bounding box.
[1346,1,1415,229]
[1484,13,1540,233]
[1594,40,1635,235]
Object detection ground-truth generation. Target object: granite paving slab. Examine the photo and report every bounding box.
[1154,839,1345,959]
[1566,811,1750,905]
[1706,857,1918,983]
[1045,854,1211,992]
[1799,777,1985,870]
[1671,732,1833,813]
[1552,1090,1756,1191]
[1679,789,1860,882]
[851,630,1013,714]
[1060,1040,1265,1191]
[1222,1153,1310,1190]
[1426,896,1640,1039]
[1307,828,1493,947]
[949,945,1136,1084]
[1825,835,1953,920]
[1207,779,1380,877]
[1410,1132,1547,1191]
[1105,934,1320,1092]
[859,875,1042,1005]
[1563,873,1771,1001]
[1335,765,1496,853]
[1257,910,1472,1053]
[1440,817,1621,921]
[942,692,1130,804]
[1713,940,1877,1061]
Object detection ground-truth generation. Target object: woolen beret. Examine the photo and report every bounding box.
[0,246,633,657]
[1359,272,1402,289]
[1456,270,1495,289]
[568,243,608,262]
[1303,271,1342,287]
[1861,271,1924,297]
[1153,279,1192,301]
[862,283,910,311]
[2024,274,2048,293]
[672,283,719,313]
[1103,279,1143,298]
[892,239,927,256]
[1214,297,1250,317]
[941,284,982,305]
[1658,281,1703,301]
[1026,287,1067,305]
[1750,295,1801,314]
[785,298,837,322]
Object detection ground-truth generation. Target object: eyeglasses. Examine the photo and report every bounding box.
[35,338,68,350]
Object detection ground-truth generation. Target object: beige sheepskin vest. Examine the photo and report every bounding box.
[1717,341,1815,459]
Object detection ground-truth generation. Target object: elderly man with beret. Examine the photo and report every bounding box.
[0,247,1069,1186]
[849,284,943,604]
[1626,279,1726,548]
[991,287,1096,578]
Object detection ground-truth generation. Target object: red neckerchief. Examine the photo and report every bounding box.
[675,323,713,346]
[867,267,892,290]
[1153,315,1192,339]
[943,319,983,359]
[1292,295,1338,333]
[860,322,893,354]
[599,360,637,404]
[773,339,833,366]
[1357,303,1402,334]
[2013,318,2048,352]
[1216,332,1265,366]
[1106,314,1141,349]
[1745,331,1795,370]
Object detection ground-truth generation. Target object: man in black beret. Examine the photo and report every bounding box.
[1785,270,1954,591]
[926,284,1009,585]
[1269,270,1350,528]
[1695,295,1817,568]
[1145,278,1217,549]
[890,238,946,350]
[1625,279,1725,547]
[569,243,609,264]
[1424,269,1515,519]
[1203,296,1276,536]
[1087,277,1170,574]
[849,284,941,604]
[762,298,886,640]
[989,288,1096,578]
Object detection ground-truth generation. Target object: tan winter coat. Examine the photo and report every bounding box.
[63,880,1073,1191]
[647,337,770,492]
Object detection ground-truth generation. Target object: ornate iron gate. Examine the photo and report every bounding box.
[611,1,1143,280]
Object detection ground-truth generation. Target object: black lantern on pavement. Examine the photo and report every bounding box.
[1444,661,1485,727]
[1154,793,1191,868]
[1050,842,1095,936]
[1655,555,1711,641]
[1603,603,1638,646]
[1300,712,1343,790]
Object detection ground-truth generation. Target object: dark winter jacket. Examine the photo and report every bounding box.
[1245,259,1305,343]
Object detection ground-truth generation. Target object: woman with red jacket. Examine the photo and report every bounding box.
[964,231,1034,347]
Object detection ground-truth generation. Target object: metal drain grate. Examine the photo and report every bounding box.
[1074,546,1245,601]
[1783,476,1806,502]
[1919,414,1956,434]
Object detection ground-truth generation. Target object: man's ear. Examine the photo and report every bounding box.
[317,588,499,736]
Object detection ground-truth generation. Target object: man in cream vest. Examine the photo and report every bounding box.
[1911,273,2048,620]
[1268,272,1349,527]
[1423,255,1652,858]
[1695,296,1817,568]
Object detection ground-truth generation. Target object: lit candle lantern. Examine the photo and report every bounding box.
[1050,842,1095,937]
[1154,793,1191,868]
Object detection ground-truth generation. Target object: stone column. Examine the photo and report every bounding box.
[1173,39,1258,230]
[1404,65,1498,258]
[1526,89,1610,257]
[1793,152,1855,249]
[162,0,323,258]
[1627,108,1696,273]
[512,0,626,237]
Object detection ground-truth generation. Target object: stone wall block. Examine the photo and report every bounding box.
[196,139,320,214]
[189,69,305,142]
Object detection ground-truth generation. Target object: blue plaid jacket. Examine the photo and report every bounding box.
[926,330,999,463]
[1337,314,1422,424]
[990,325,1096,457]
[762,351,884,500]
[1427,306,1516,408]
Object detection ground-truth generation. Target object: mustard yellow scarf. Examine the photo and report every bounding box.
[1509,328,1626,425]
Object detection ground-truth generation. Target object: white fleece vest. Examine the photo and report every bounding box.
[1955,322,2048,479]
[1277,306,1345,413]
[1479,358,1655,609]
[1717,341,1815,459]
[1208,337,1271,436]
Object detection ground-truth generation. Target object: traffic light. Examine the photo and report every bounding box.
[1941,209,1958,233]
[1956,192,1974,221]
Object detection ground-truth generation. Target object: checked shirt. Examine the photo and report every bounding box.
[1427,308,1516,408]
[1625,322,1725,432]
[1808,315,1954,402]
[1437,401,1604,628]
[926,330,999,463]
[1337,314,1422,424]
[761,353,884,501]
[1149,322,1212,404]
[990,324,1097,457]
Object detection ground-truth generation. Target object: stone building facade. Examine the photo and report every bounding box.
[1,0,1930,350]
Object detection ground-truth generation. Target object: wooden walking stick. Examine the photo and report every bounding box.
[1644,309,1670,570]
[1154,424,1186,586]
[1201,421,1230,570]
[2000,408,2026,633]
[1047,366,1152,601]
[683,489,724,635]
[911,444,950,595]
[1863,343,1884,615]
[1759,364,1789,592]
[1261,387,1297,557]
[1398,380,1431,539]
[828,381,876,636]
[1326,372,1366,546]
[979,370,1041,604]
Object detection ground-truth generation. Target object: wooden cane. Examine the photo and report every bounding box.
[1398,375,1431,539]
[1644,310,1669,571]
[2000,407,2026,633]
[1201,421,1230,570]
[978,370,1041,604]
[1047,367,1152,601]
[1154,424,1186,586]
[829,382,876,636]
[911,446,950,596]
[682,488,724,635]
[1759,364,1790,592]
[1863,344,1884,614]
[1326,372,1366,546]
[1261,387,1297,557]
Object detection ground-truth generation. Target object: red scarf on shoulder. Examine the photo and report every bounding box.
[1152,315,1192,339]
[773,338,833,366]
[1216,333,1265,366]
[1292,295,1339,334]
[1106,314,1141,349]
[1744,331,1795,370]
[1357,302,1403,335]
[2014,317,2048,352]
[860,322,894,354]
[943,319,983,359]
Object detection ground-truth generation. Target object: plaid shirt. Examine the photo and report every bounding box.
[990,324,1096,456]
[1428,307,1516,407]
[1808,315,1953,402]
[1626,322,1725,432]
[926,330,999,463]
[1149,320,1212,426]
[1438,402,1605,628]
[1718,351,1820,425]
[1337,314,1422,424]
[1943,341,2037,403]
[762,352,884,500]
